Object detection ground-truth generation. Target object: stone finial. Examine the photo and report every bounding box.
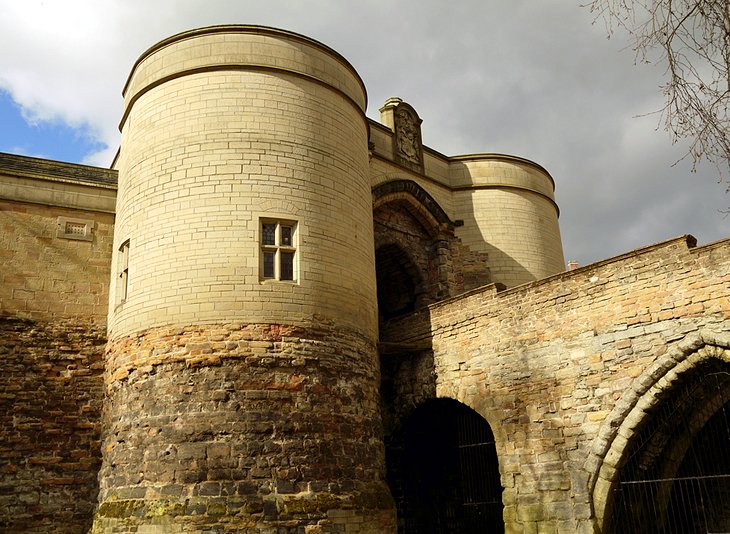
[379,97,403,130]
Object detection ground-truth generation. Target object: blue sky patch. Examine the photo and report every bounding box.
[0,89,106,164]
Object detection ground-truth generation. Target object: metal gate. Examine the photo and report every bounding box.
[614,474,730,533]
[610,369,730,533]
[399,399,504,533]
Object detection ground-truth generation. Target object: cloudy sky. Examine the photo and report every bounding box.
[1,0,728,266]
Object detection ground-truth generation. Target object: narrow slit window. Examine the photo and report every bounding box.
[260,220,297,282]
[117,239,130,306]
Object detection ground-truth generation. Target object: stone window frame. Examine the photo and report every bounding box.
[260,218,298,283]
[57,216,94,241]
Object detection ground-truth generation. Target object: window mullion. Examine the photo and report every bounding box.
[260,219,297,282]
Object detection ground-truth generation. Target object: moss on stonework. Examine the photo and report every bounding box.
[93,490,394,529]
[96,498,238,520]
[96,499,147,519]
[283,493,341,515]
[282,488,394,517]
[205,500,227,516]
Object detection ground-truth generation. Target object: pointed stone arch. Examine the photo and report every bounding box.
[589,331,730,532]
[373,180,462,319]
[372,179,453,238]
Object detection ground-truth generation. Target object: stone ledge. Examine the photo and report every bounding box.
[0,153,117,213]
[0,152,117,187]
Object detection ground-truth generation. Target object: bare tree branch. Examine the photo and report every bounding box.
[584,0,730,191]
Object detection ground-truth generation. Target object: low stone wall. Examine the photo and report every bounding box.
[428,236,730,532]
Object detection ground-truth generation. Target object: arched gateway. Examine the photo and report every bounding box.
[388,399,504,533]
[593,338,730,533]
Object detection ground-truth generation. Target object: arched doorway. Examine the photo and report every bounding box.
[608,358,730,533]
[372,179,464,322]
[390,398,504,533]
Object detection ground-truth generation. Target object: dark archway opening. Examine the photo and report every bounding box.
[609,359,730,533]
[390,398,504,533]
[376,243,423,320]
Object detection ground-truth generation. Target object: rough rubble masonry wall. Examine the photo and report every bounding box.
[0,176,115,532]
[427,236,730,533]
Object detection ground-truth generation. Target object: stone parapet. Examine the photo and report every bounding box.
[121,25,367,130]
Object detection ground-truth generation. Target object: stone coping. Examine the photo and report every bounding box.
[0,152,117,213]
[0,152,117,188]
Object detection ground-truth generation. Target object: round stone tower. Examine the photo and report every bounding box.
[93,25,394,532]
[450,154,565,288]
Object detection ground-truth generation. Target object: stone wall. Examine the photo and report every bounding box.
[368,130,565,290]
[0,156,115,532]
[449,156,565,287]
[93,321,394,533]
[0,316,106,533]
[111,26,375,340]
[0,198,114,321]
[99,25,394,533]
[373,196,463,317]
[421,235,730,533]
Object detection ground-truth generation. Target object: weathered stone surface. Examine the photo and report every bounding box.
[0,198,114,322]
[94,321,395,532]
[417,236,730,532]
[0,316,105,533]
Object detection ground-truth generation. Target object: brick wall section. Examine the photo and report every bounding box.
[0,199,113,321]
[92,322,395,533]
[421,236,730,533]
[0,316,105,533]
